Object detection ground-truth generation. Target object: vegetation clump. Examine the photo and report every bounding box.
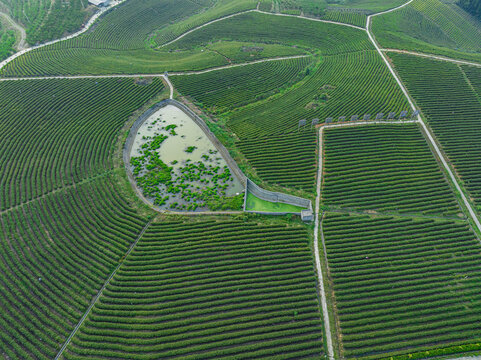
[130,116,242,211]
[0,25,16,61]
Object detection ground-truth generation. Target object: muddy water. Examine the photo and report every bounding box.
[130,104,243,211]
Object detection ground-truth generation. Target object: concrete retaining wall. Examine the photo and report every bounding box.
[244,178,313,221]
[122,99,247,211]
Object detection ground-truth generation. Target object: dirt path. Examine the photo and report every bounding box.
[161,9,257,47]
[0,54,311,82]
[314,124,335,360]
[366,0,481,234]
[161,8,365,49]
[255,10,366,31]
[54,218,154,360]
[0,0,126,71]
[382,48,481,67]
[163,74,174,99]
[169,54,312,75]
[0,11,27,51]
[366,0,414,24]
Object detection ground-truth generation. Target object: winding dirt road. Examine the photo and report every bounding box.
[0,11,27,50]
[161,7,365,49]
[0,54,311,83]
[0,2,480,358]
[382,48,481,67]
[366,1,481,234]
[0,0,125,71]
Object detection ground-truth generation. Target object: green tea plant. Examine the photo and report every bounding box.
[62,219,324,359]
[322,124,461,216]
[323,212,481,358]
[0,77,164,211]
[389,53,481,208]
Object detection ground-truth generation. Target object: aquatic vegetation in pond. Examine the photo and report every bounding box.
[129,105,243,211]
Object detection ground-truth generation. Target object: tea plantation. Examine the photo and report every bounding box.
[62,219,324,359]
[0,77,165,210]
[322,124,461,216]
[169,12,409,192]
[1,0,90,45]
[389,53,481,210]
[372,0,481,62]
[0,176,152,359]
[2,0,481,358]
[322,212,481,359]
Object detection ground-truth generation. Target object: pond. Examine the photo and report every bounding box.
[129,104,244,211]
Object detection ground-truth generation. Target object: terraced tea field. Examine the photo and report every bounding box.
[163,12,372,56]
[172,56,313,113]
[237,132,318,191]
[0,77,165,210]
[372,0,481,62]
[0,176,151,360]
[388,53,481,210]
[166,13,410,192]
[322,10,366,27]
[0,0,230,76]
[1,0,89,44]
[152,0,258,46]
[228,51,410,137]
[224,51,410,191]
[322,212,481,359]
[322,124,461,216]
[2,0,481,358]
[62,219,324,359]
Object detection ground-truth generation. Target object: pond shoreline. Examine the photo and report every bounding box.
[123,98,247,214]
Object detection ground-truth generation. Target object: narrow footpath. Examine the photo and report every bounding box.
[0,11,27,50]
[54,218,154,360]
[382,48,481,67]
[366,1,481,234]
[0,0,125,71]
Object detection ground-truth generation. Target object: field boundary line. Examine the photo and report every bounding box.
[0,11,27,50]
[0,170,112,216]
[160,7,366,49]
[315,125,334,360]
[366,1,481,234]
[0,55,312,81]
[0,0,126,71]
[382,49,481,67]
[324,206,467,222]
[54,218,153,360]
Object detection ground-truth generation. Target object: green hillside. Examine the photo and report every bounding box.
[62,219,324,359]
[372,0,481,62]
